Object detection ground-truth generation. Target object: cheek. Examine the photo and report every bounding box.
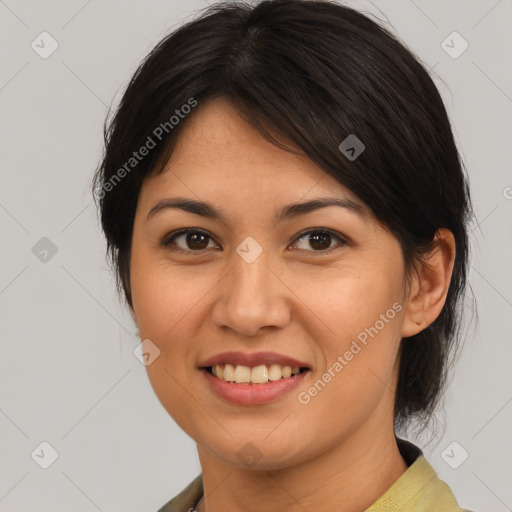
[130,243,209,341]
[290,261,403,344]
[129,246,209,432]
[129,246,214,408]
[291,262,404,402]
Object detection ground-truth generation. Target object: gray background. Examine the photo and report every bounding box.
[1,0,511,510]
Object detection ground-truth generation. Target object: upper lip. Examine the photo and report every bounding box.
[199,351,311,369]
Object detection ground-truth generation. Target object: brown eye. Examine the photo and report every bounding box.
[161,228,347,255]
[291,229,347,252]
[162,229,218,253]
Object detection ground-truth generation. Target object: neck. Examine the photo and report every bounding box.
[195,420,407,512]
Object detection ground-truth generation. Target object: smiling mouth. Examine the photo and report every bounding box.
[204,363,310,384]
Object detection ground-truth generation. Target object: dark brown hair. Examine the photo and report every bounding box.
[92,0,474,431]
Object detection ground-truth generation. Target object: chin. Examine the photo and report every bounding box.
[200,431,313,470]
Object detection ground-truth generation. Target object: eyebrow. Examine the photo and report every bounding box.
[146,196,368,226]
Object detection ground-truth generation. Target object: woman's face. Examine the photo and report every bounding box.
[130,97,414,469]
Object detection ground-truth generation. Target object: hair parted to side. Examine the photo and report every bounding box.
[92,0,475,433]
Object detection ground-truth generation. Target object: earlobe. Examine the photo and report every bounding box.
[401,228,456,338]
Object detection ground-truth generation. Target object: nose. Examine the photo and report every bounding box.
[210,247,291,337]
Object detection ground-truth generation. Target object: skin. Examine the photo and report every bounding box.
[129,97,456,512]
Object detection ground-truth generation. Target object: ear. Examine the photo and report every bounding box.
[401,228,456,338]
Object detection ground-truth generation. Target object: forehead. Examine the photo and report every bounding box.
[138,97,369,219]
[166,97,324,183]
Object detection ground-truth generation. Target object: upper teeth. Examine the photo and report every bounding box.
[212,364,301,383]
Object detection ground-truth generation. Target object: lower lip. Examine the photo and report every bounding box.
[201,368,310,405]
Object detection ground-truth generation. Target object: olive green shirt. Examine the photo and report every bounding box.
[157,439,474,512]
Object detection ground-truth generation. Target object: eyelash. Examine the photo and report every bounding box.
[160,228,348,255]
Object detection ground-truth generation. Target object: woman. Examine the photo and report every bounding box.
[93,1,476,510]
